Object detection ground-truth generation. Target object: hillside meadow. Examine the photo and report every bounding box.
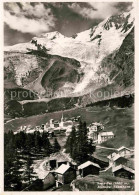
[5,105,134,149]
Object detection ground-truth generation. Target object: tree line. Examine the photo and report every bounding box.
[5,130,61,154]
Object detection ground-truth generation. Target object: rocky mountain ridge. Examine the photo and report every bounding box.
[4,9,134,104]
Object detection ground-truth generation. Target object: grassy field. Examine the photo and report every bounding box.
[93,148,116,162]
[5,105,134,150]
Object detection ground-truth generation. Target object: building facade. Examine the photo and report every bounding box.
[78,161,100,177]
[112,165,135,179]
[55,164,76,187]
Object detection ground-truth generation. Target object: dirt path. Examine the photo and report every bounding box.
[96,145,117,151]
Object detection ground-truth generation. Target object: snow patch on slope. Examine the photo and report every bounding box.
[5,10,134,94]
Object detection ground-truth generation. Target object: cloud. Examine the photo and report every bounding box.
[21,3,51,18]
[68,2,133,20]
[4,3,56,35]
[113,2,134,12]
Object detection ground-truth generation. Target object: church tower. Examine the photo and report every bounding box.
[60,113,64,128]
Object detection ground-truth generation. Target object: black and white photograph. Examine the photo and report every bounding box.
[3,1,135,191]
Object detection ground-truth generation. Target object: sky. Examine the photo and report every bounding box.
[4,2,133,46]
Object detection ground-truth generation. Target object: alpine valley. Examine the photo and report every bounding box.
[4,9,134,118]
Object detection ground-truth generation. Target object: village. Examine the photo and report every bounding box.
[13,114,135,191]
[14,114,115,143]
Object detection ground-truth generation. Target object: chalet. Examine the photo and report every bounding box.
[111,154,128,167]
[87,122,114,143]
[53,128,61,135]
[117,146,134,157]
[50,119,54,128]
[88,122,104,132]
[112,165,135,179]
[53,127,67,136]
[78,161,100,177]
[97,131,114,144]
[54,122,59,128]
[48,152,76,169]
[55,164,76,187]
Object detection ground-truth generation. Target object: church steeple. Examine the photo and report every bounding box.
[61,112,64,122]
[60,112,64,128]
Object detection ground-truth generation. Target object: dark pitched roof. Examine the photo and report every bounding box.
[112,164,135,174]
[78,161,100,169]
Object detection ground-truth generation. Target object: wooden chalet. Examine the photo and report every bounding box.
[78,161,100,177]
[48,152,77,170]
[117,146,134,157]
[55,164,76,187]
[112,165,135,179]
[112,154,128,167]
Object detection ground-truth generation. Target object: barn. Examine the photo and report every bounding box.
[78,161,100,177]
[117,146,134,157]
[112,154,128,167]
[48,152,76,170]
[112,165,135,179]
[48,153,71,169]
[55,164,76,187]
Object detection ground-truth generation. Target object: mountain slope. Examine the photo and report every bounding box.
[4,10,134,101]
[4,51,81,94]
[100,27,134,89]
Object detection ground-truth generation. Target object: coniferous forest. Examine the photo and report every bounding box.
[4,120,96,191]
[4,130,61,191]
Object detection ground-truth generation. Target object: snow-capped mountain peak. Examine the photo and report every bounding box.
[39,31,65,40]
[4,10,134,95]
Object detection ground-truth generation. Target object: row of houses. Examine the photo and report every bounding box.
[38,146,134,190]
[15,116,114,145]
[100,146,135,180]
[42,160,101,189]
[44,155,135,190]
[107,146,134,166]
[15,114,80,137]
[34,152,101,189]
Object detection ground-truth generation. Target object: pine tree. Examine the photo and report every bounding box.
[25,133,35,152]
[44,137,53,156]
[53,138,61,153]
[41,131,48,148]
[76,121,85,162]
[34,131,42,153]
[41,131,53,156]
[24,155,36,186]
[65,121,96,164]
[65,126,77,159]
